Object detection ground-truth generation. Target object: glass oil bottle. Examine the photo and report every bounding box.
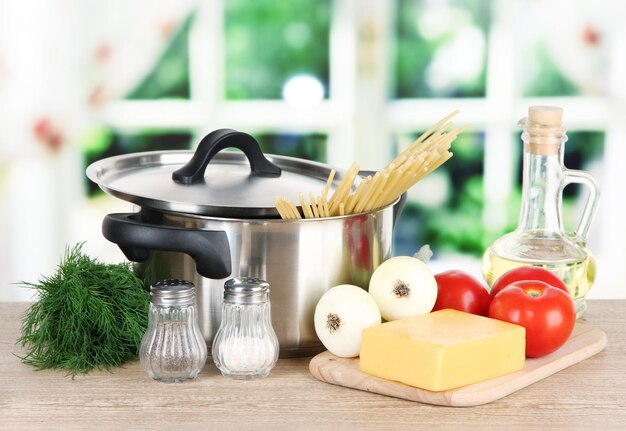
[482,106,600,318]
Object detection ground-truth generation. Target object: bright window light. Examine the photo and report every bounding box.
[281,74,324,108]
[426,25,485,90]
[408,171,450,209]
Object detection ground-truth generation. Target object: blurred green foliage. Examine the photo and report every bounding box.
[224,0,330,99]
[126,15,193,99]
[254,133,327,163]
[84,131,193,196]
[564,131,605,168]
[394,131,501,256]
[522,43,578,97]
[395,0,489,98]
[83,0,605,259]
[394,129,605,257]
[421,176,521,255]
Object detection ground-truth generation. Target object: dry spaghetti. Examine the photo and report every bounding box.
[274,110,463,219]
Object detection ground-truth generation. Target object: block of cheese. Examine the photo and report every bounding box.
[359,309,525,392]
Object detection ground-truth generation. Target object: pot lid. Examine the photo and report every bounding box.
[86,129,343,218]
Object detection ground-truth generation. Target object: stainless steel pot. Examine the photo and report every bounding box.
[88,129,405,357]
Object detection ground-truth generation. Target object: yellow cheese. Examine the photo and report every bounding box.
[359,309,525,392]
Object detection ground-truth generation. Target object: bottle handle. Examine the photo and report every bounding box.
[561,169,600,242]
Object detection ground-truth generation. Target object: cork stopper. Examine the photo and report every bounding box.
[521,106,566,156]
[528,106,563,127]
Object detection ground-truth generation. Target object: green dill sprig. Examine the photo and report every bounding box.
[17,243,149,376]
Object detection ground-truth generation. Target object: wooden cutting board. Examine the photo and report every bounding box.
[309,322,606,407]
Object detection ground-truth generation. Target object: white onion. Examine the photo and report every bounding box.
[368,256,437,321]
[313,284,381,358]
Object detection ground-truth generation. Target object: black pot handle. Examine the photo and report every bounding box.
[102,213,232,279]
[172,128,281,185]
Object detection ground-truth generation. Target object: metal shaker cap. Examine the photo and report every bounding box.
[224,277,270,304]
[150,279,196,306]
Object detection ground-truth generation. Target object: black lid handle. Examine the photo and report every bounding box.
[172,128,281,185]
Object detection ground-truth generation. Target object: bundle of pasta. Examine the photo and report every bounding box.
[274,110,464,219]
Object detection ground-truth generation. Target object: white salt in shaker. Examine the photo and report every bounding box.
[212,277,279,379]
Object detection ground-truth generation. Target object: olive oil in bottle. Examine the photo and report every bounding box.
[482,249,596,302]
[482,106,600,318]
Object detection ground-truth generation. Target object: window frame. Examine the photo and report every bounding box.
[99,0,626,298]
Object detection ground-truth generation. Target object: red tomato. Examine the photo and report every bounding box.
[490,266,569,299]
[489,280,576,358]
[433,270,491,316]
[347,216,371,270]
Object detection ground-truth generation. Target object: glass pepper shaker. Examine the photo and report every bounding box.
[212,277,279,380]
[140,279,207,383]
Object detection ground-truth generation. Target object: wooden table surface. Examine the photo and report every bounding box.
[1,300,625,430]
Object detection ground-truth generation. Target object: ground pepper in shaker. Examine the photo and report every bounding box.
[139,279,207,383]
[212,277,279,380]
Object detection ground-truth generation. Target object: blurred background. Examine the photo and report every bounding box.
[1,0,624,301]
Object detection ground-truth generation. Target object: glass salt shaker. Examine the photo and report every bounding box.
[212,277,279,380]
[140,279,207,383]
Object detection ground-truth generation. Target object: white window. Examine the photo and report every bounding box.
[1,0,622,300]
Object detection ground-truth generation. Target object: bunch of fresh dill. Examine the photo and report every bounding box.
[18,243,149,376]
